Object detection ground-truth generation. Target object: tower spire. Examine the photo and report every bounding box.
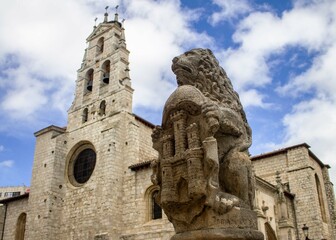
[119,19,126,48]
[104,6,109,22]
[114,5,119,22]
[93,17,98,29]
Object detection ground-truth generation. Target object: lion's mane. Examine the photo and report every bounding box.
[172,48,248,125]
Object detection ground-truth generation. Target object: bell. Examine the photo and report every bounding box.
[87,80,93,91]
[103,73,109,84]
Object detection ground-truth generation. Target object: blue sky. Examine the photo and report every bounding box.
[0,0,335,192]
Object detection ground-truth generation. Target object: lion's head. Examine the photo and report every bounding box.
[172,48,247,123]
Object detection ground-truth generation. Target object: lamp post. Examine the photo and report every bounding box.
[302,224,309,240]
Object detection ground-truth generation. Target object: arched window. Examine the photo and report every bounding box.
[102,60,110,84]
[82,108,88,123]
[86,69,94,92]
[315,174,327,222]
[15,212,26,240]
[99,100,106,116]
[145,186,163,221]
[97,37,104,54]
[152,190,162,220]
[265,222,277,240]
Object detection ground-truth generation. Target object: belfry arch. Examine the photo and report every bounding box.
[102,60,111,84]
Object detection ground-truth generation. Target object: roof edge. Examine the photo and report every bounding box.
[307,148,329,169]
[251,143,310,160]
[251,142,328,168]
[34,125,66,137]
[0,193,29,204]
[133,114,156,129]
[129,160,154,171]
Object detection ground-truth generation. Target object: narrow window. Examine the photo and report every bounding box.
[97,37,104,54]
[15,213,27,240]
[12,192,20,197]
[152,190,162,220]
[102,60,110,84]
[315,174,327,222]
[264,222,277,240]
[99,100,106,116]
[82,108,88,123]
[86,69,94,92]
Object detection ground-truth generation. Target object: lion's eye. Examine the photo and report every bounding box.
[172,57,179,64]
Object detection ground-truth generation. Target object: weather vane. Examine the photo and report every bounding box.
[105,6,109,12]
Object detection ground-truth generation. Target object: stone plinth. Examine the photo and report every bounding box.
[171,228,263,240]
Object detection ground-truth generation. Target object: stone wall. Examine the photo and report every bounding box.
[252,145,335,240]
[121,166,174,239]
[252,153,289,184]
[322,166,336,238]
[1,197,28,240]
[0,204,5,238]
[121,118,175,239]
[26,126,67,240]
[24,107,167,240]
[58,113,129,239]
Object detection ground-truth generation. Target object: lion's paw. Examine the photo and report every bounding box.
[213,194,240,214]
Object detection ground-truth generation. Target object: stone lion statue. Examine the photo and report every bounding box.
[151,48,261,239]
[171,48,254,207]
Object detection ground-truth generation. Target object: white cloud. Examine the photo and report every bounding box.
[0,145,4,152]
[221,0,336,189]
[0,160,14,168]
[283,98,336,145]
[0,0,101,128]
[278,43,336,97]
[239,89,269,108]
[220,48,271,90]
[1,65,48,118]
[0,0,214,132]
[282,97,336,185]
[276,1,336,187]
[219,0,335,109]
[209,0,252,25]
[124,0,214,110]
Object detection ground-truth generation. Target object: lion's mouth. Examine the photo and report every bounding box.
[172,63,192,75]
[180,65,192,73]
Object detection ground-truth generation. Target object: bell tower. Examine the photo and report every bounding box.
[67,9,132,132]
[24,5,163,239]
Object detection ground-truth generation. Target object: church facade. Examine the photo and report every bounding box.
[0,14,335,240]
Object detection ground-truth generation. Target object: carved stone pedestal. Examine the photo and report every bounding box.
[171,207,263,240]
[171,229,263,240]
